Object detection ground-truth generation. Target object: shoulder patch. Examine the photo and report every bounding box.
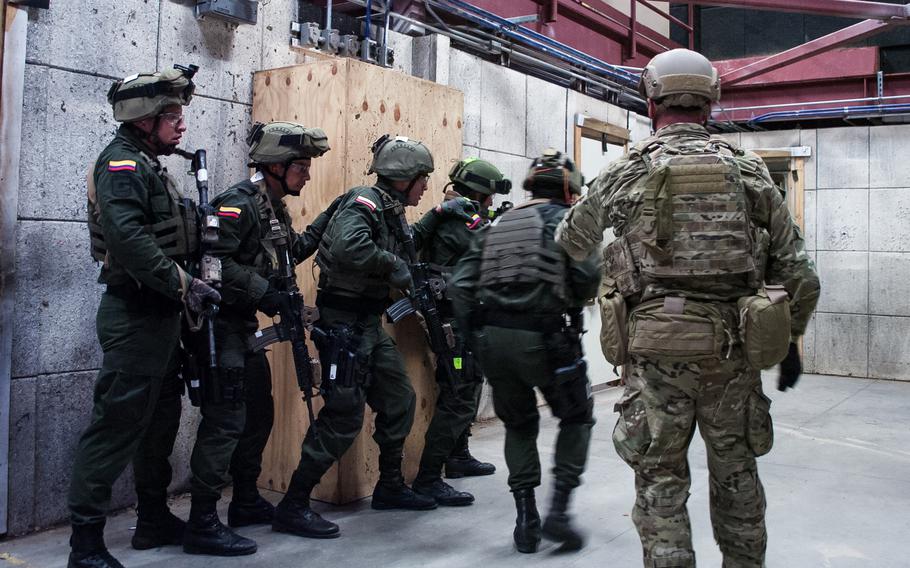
[465,213,482,230]
[108,159,137,172]
[354,195,377,212]
[217,206,242,219]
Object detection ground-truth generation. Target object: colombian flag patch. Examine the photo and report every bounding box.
[354,195,377,211]
[217,206,241,219]
[465,213,482,230]
[108,159,137,172]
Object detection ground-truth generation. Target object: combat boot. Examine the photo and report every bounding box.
[412,471,474,507]
[228,479,275,528]
[371,455,436,510]
[131,499,185,550]
[541,485,584,551]
[272,475,340,539]
[445,430,495,478]
[183,499,257,556]
[512,489,541,554]
[68,522,124,568]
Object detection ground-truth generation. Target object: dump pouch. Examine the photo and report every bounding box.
[628,296,727,362]
[598,277,629,367]
[738,284,791,370]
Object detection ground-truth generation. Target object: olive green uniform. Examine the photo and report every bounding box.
[556,123,821,567]
[288,181,417,489]
[188,173,328,503]
[69,126,190,526]
[450,200,601,492]
[410,205,484,481]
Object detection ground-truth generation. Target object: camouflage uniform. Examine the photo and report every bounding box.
[556,122,820,567]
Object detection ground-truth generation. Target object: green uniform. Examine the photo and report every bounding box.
[189,173,327,503]
[409,202,483,481]
[69,126,191,526]
[289,182,417,489]
[450,200,601,492]
[556,123,821,567]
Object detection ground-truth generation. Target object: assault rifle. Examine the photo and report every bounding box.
[385,206,459,385]
[176,148,221,407]
[248,219,320,430]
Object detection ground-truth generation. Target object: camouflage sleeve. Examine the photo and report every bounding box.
[293,194,343,263]
[95,158,185,299]
[210,192,268,310]
[555,157,636,260]
[326,190,398,274]
[742,153,820,337]
[448,229,486,338]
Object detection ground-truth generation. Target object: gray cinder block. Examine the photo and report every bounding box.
[479,61,526,156]
[8,377,37,535]
[448,49,482,147]
[800,129,817,191]
[817,126,869,190]
[804,190,816,251]
[870,252,910,317]
[12,221,104,379]
[870,124,910,189]
[740,129,801,150]
[525,76,567,157]
[816,188,869,251]
[869,315,910,381]
[816,251,868,314]
[260,0,300,71]
[814,313,868,378]
[479,149,531,206]
[870,188,910,252]
[413,34,450,85]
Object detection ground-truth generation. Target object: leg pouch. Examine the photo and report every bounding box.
[746,386,774,457]
[598,276,629,367]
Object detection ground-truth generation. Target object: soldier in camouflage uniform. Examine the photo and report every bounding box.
[272,135,447,539]
[450,150,601,554]
[178,122,331,556]
[555,49,820,568]
[69,66,221,568]
[408,158,509,506]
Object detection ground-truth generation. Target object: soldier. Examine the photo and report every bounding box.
[271,135,447,539]
[449,150,601,553]
[178,122,331,556]
[555,48,821,567]
[407,158,509,505]
[69,66,221,568]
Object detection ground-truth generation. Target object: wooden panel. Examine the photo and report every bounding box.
[252,59,465,503]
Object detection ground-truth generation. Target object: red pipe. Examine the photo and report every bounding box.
[682,0,909,21]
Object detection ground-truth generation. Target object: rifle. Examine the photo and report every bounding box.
[176,148,221,407]
[384,204,459,386]
[247,219,320,431]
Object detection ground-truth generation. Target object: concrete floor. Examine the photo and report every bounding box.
[2,372,909,568]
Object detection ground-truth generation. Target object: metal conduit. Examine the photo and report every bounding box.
[715,94,910,114]
[749,103,910,124]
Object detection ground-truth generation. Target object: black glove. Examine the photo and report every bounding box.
[185,278,221,313]
[435,197,477,223]
[389,258,413,292]
[778,341,802,392]
[258,285,282,317]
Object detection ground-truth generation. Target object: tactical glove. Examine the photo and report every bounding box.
[778,341,802,392]
[258,285,282,317]
[435,197,477,223]
[186,278,221,314]
[389,258,413,292]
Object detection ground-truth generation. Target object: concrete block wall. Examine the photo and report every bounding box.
[737,125,910,382]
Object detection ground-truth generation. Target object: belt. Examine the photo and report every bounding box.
[316,292,389,316]
[478,310,566,333]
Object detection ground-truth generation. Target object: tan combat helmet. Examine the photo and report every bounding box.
[107,64,197,122]
[639,48,720,108]
[247,121,330,164]
[368,134,435,180]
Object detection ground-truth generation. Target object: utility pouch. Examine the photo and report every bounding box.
[603,235,641,297]
[738,285,791,370]
[628,297,727,362]
[748,227,771,289]
[312,323,362,392]
[746,386,774,456]
[598,277,629,367]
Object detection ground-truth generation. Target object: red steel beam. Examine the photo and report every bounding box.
[721,18,908,86]
[684,0,910,21]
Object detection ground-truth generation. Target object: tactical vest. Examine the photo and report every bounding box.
[87,150,198,264]
[479,203,568,302]
[622,139,754,288]
[315,186,395,295]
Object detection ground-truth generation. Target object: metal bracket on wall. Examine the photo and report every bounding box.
[195,0,258,26]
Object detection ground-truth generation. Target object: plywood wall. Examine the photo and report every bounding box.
[252,58,465,503]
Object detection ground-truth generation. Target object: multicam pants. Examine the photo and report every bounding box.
[613,349,773,568]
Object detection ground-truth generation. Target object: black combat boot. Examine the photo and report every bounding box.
[130,499,185,550]
[542,485,584,551]
[228,479,275,528]
[412,470,475,507]
[371,453,437,511]
[272,475,340,539]
[182,499,257,556]
[512,489,541,554]
[445,429,495,478]
[68,522,124,568]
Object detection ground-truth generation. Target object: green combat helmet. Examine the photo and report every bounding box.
[247,121,330,164]
[522,149,584,199]
[638,48,720,108]
[107,64,197,122]
[368,134,435,180]
[447,158,511,197]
